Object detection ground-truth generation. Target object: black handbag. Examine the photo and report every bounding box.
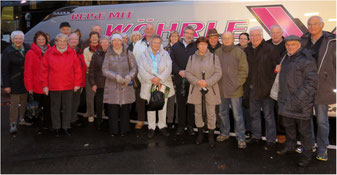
[24,94,42,123]
[147,85,165,111]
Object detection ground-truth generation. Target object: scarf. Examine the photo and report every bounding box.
[57,46,68,54]
[113,47,123,55]
[38,45,48,55]
[89,43,100,52]
[12,44,25,56]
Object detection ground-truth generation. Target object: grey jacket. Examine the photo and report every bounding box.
[102,44,137,105]
[185,50,222,105]
[301,31,336,105]
[138,47,175,102]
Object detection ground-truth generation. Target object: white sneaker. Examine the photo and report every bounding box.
[88,116,94,123]
[9,123,17,134]
[19,119,33,126]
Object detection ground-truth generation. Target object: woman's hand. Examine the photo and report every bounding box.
[197,80,207,88]
[43,87,49,96]
[151,77,161,85]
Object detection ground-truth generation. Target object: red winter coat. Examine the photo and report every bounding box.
[24,43,50,94]
[72,47,86,87]
[40,46,82,91]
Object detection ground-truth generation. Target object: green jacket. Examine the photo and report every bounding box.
[215,45,248,98]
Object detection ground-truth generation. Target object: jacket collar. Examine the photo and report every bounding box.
[195,49,211,58]
[107,43,128,56]
[50,45,72,55]
[221,44,236,52]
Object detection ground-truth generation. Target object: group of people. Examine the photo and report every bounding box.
[1,15,335,167]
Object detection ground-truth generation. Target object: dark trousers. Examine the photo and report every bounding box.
[274,101,285,135]
[135,85,146,121]
[176,86,194,128]
[95,88,104,125]
[71,88,82,122]
[107,104,130,135]
[283,116,313,158]
[33,93,51,128]
[50,90,73,129]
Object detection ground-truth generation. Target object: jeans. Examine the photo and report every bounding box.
[219,97,246,141]
[249,89,276,143]
[314,104,330,154]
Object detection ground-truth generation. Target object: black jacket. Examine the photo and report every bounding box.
[170,40,197,86]
[266,37,286,56]
[244,40,280,100]
[2,44,30,94]
[301,31,336,105]
[208,42,221,53]
[278,48,318,120]
[88,47,106,89]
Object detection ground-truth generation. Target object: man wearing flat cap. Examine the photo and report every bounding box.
[207,28,221,53]
[276,35,318,167]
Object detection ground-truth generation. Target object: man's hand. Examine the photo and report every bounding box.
[92,85,97,93]
[275,64,281,73]
[179,70,185,78]
[4,87,11,94]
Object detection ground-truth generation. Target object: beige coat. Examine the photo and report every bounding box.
[138,47,175,102]
[185,50,222,105]
[102,44,137,105]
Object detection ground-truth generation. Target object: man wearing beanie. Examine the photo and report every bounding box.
[51,22,71,46]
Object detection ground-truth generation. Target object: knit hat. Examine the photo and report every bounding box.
[59,22,71,29]
[111,33,122,41]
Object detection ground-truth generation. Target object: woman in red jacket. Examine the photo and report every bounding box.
[24,31,51,132]
[40,33,82,137]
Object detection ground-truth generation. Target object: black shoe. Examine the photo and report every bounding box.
[277,147,294,155]
[147,129,155,139]
[55,129,61,137]
[208,130,215,148]
[187,127,195,136]
[121,133,126,137]
[175,127,184,136]
[246,136,259,144]
[195,128,204,145]
[245,131,252,139]
[64,129,72,136]
[160,128,170,137]
[264,142,276,151]
[297,157,311,167]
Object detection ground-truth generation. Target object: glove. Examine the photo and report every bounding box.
[116,74,124,84]
[124,75,132,86]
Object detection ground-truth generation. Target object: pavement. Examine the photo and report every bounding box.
[1,101,336,174]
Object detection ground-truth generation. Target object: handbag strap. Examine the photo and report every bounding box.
[280,54,286,65]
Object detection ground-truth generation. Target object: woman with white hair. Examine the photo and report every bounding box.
[121,33,129,45]
[88,35,110,129]
[40,33,82,137]
[138,34,175,139]
[128,31,142,52]
[2,30,31,134]
[102,33,137,136]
